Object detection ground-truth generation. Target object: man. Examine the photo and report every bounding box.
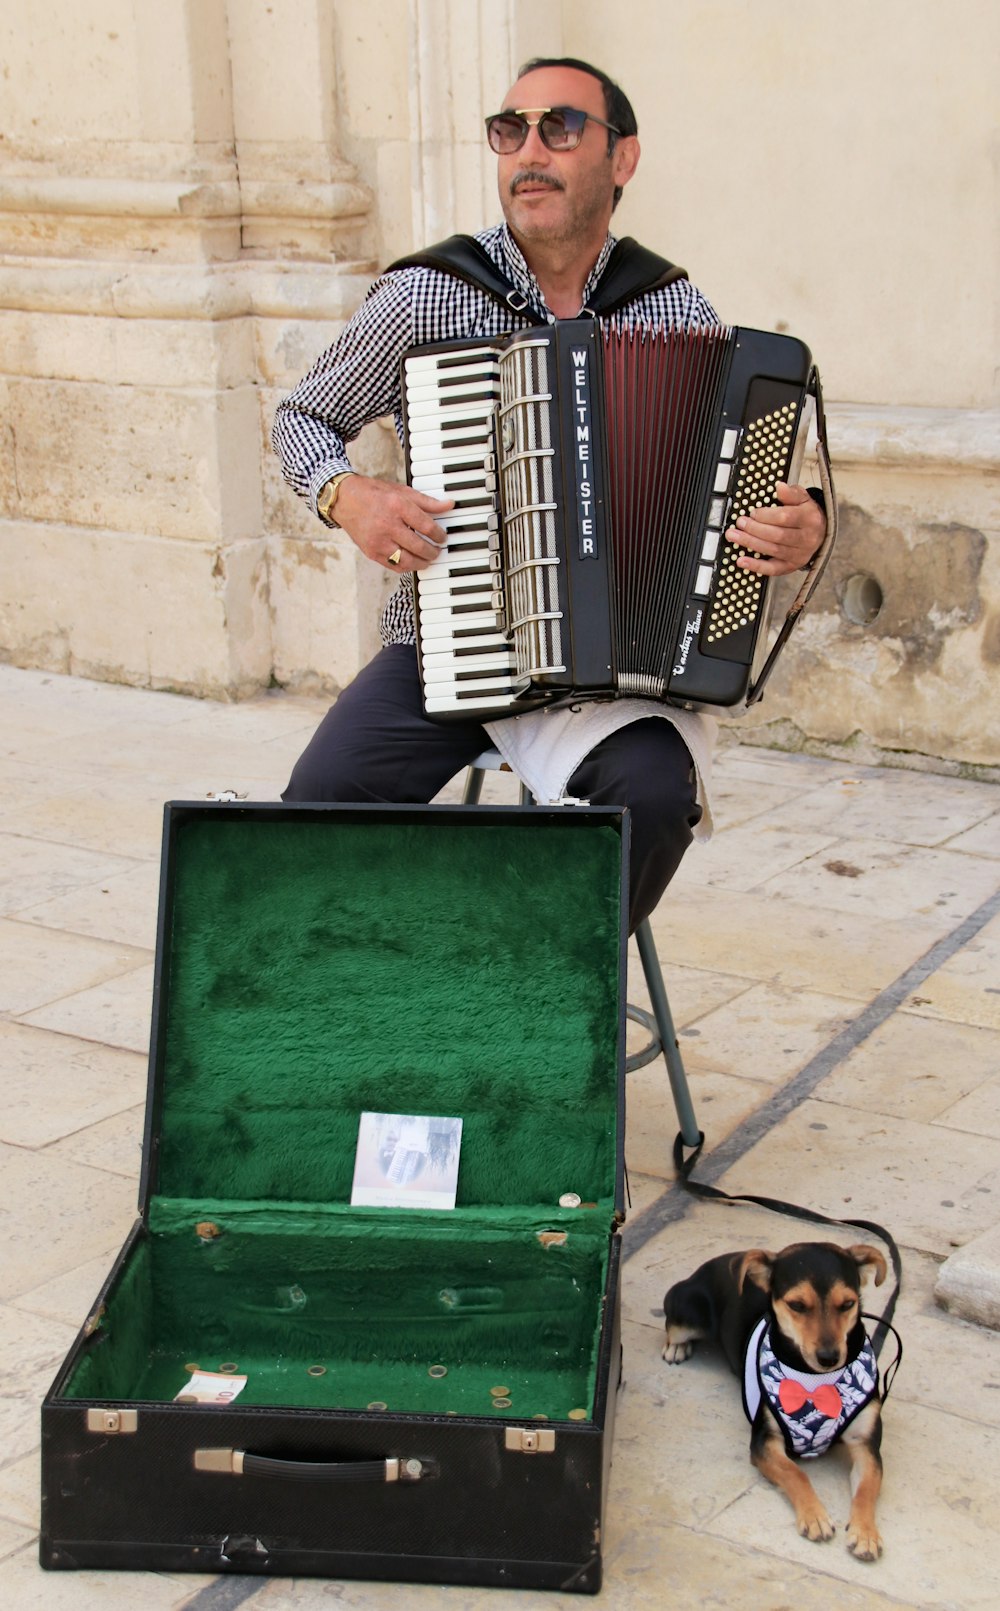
[272,57,826,929]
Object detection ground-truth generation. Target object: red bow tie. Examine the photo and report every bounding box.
[778,1379,843,1418]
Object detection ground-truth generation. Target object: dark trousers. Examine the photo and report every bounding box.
[282,645,701,931]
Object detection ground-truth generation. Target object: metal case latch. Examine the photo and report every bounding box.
[86,1408,138,1435]
[505,1426,556,1454]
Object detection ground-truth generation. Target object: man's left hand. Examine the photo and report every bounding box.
[726,482,826,577]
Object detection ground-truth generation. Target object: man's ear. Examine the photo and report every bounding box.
[612,134,640,194]
[737,1250,774,1295]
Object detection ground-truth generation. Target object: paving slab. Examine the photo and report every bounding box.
[2,664,999,1611]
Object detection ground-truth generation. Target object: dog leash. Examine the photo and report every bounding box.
[672,1132,904,1379]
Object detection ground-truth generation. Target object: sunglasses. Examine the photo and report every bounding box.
[484,106,622,155]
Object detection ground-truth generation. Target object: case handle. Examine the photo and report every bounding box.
[194,1449,429,1484]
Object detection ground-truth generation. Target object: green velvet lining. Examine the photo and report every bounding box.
[62,809,625,1424]
[64,1206,610,1420]
[153,810,624,1208]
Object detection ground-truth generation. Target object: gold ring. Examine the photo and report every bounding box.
[388,548,403,566]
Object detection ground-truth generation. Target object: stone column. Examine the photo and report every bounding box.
[0,0,384,698]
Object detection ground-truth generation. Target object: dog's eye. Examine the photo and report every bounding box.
[839,1298,857,1313]
[786,1300,808,1314]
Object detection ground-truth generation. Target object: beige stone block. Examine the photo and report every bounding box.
[903,930,1000,1033]
[936,1073,1000,1139]
[0,209,243,263]
[0,308,256,390]
[887,1248,1000,1426]
[18,861,161,949]
[718,1098,1000,1256]
[948,812,1000,857]
[49,1103,146,1181]
[0,829,137,917]
[755,836,993,927]
[733,765,1000,848]
[935,1220,1000,1334]
[21,959,154,1054]
[815,1012,1000,1125]
[254,317,347,390]
[0,523,272,698]
[0,1140,138,1300]
[0,1544,215,1608]
[675,982,857,1086]
[627,1064,771,1180]
[0,918,150,1017]
[0,1020,146,1149]
[707,1398,1000,1607]
[267,530,393,693]
[647,884,944,1002]
[0,1448,39,1534]
[12,1251,126,1330]
[7,379,261,540]
[0,1303,79,1404]
[0,770,168,860]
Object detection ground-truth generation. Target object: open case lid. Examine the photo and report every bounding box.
[140,803,628,1221]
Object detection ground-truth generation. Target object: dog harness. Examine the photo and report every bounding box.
[742,1318,879,1459]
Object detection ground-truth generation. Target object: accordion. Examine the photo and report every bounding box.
[402,320,834,720]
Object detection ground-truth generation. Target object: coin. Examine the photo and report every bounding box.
[492,1396,512,1408]
[428,1364,448,1379]
[490,1385,511,1398]
[568,1408,588,1420]
[559,1192,582,1208]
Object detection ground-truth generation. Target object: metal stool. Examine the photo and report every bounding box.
[461,751,700,1148]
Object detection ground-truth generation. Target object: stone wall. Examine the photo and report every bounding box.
[1,0,997,772]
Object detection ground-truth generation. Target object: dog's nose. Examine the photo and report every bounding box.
[816,1349,841,1369]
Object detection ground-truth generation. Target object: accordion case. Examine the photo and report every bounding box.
[40,803,629,1593]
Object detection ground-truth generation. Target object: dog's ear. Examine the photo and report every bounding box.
[737,1250,774,1294]
[846,1243,888,1287]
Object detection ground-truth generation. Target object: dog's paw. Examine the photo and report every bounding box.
[846,1520,883,1562]
[796,1502,836,1544]
[662,1338,693,1364]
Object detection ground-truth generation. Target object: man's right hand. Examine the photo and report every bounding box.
[333,475,454,572]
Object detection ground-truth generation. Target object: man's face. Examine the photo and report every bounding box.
[496,66,639,251]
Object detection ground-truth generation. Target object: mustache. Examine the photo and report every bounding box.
[509,170,565,196]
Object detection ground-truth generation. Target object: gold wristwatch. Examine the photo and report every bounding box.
[317,471,354,525]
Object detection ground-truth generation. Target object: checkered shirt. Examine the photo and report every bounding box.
[271,224,719,645]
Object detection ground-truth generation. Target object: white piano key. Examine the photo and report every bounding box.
[720,427,740,460]
[425,691,517,714]
[407,398,498,424]
[417,610,500,638]
[421,628,515,654]
[422,655,516,683]
[404,351,501,378]
[701,530,720,563]
[713,462,731,494]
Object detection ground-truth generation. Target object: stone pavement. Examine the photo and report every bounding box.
[2,662,999,1611]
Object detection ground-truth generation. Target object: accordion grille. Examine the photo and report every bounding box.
[498,339,565,679]
[602,325,731,696]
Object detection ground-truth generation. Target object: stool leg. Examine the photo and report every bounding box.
[635,919,701,1147]
[462,768,486,805]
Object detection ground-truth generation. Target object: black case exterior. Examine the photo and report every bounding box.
[40,803,628,1594]
[41,1232,620,1592]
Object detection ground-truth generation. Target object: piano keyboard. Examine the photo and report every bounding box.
[403,344,524,715]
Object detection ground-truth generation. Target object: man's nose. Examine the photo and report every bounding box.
[518,120,551,163]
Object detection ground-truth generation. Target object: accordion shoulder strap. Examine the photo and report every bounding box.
[586,237,688,314]
[384,233,687,321]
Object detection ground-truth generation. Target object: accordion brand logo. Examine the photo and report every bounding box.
[571,344,598,560]
[673,608,703,678]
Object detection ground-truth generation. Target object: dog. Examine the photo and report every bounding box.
[662,1241,888,1560]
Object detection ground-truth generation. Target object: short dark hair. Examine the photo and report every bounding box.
[515,57,638,208]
